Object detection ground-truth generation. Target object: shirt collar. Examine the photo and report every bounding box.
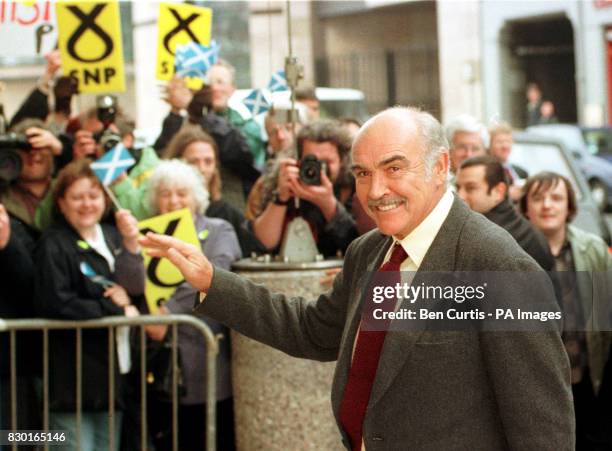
[392,189,454,269]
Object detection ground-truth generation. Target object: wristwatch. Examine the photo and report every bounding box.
[272,190,290,206]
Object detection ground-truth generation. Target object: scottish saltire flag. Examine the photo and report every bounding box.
[267,70,288,92]
[175,40,220,78]
[243,89,271,116]
[91,143,135,186]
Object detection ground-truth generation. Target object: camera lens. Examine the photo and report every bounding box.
[299,155,322,186]
[0,149,22,183]
[98,130,121,153]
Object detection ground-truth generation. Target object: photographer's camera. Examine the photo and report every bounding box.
[0,133,30,183]
[94,95,121,153]
[299,155,327,186]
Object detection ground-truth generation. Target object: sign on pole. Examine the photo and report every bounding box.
[138,208,200,314]
[55,0,125,93]
[156,2,212,83]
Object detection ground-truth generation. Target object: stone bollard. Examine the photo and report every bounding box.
[231,259,345,451]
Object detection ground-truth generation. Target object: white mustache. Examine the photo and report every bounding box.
[367,197,407,208]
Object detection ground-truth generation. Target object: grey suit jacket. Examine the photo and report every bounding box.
[195,196,574,450]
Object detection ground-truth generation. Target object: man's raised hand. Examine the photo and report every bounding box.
[138,233,213,293]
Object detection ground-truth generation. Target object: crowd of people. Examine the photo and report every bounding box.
[0,49,611,451]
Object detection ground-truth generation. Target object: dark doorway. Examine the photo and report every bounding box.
[501,16,577,127]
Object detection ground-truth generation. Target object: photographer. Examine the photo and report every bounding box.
[251,120,357,257]
[0,118,61,233]
[71,96,135,161]
[7,50,77,174]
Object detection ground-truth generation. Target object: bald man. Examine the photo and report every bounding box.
[141,107,573,450]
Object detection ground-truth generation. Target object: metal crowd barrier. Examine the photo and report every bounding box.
[0,314,220,451]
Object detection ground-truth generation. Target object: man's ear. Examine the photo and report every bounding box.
[433,152,449,184]
[493,182,507,201]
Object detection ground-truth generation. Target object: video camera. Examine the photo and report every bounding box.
[0,133,31,183]
[299,155,328,186]
[94,94,122,153]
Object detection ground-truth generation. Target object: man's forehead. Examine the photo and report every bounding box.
[529,179,567,197]
[458,165,486,180]
[208,65,232,81]
[303,139,337,155]
[453,131,482,143]
[352,132,422,165]
[492,132,512,141]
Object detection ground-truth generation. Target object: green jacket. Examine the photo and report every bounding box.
[567,225,612,393]
[1,182,54,232]
[112,147,160,220]
[217,107,266,170]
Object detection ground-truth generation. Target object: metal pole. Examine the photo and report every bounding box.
[43,328,50,451]
[140,326,147,451]
[286,0,293,58]
[284,0,302,211]
[108,326,115,451]
[9,330,17,451]
[76,328,82,451]
[205,335,221,451]
[171,324,178,451]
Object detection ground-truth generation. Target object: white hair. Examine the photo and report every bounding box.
[445,114,490,149]
[148,159,210,216]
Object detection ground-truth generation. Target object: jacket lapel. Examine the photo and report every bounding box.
[331,233,393,414]
[367,195,468,408]
[568,226,595,323]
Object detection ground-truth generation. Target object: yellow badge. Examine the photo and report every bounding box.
[77,240,90,250]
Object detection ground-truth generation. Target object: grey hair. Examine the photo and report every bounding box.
[147,159,210,216]
[359,106,449,181]
[444,114,490,149]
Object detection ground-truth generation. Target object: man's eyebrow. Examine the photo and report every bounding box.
[376,155,410,167]
[350,154,411,172]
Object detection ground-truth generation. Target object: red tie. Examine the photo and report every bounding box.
[339,243,408,450]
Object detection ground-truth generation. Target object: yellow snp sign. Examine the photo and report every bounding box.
[138,208,200,314]
[55,0,125,93]
[156,2,212,82]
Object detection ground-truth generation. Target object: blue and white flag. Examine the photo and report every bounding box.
[267,70,288,92]
[90,143,135,186]
[243,89,271,116]
[175,40,220,79]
